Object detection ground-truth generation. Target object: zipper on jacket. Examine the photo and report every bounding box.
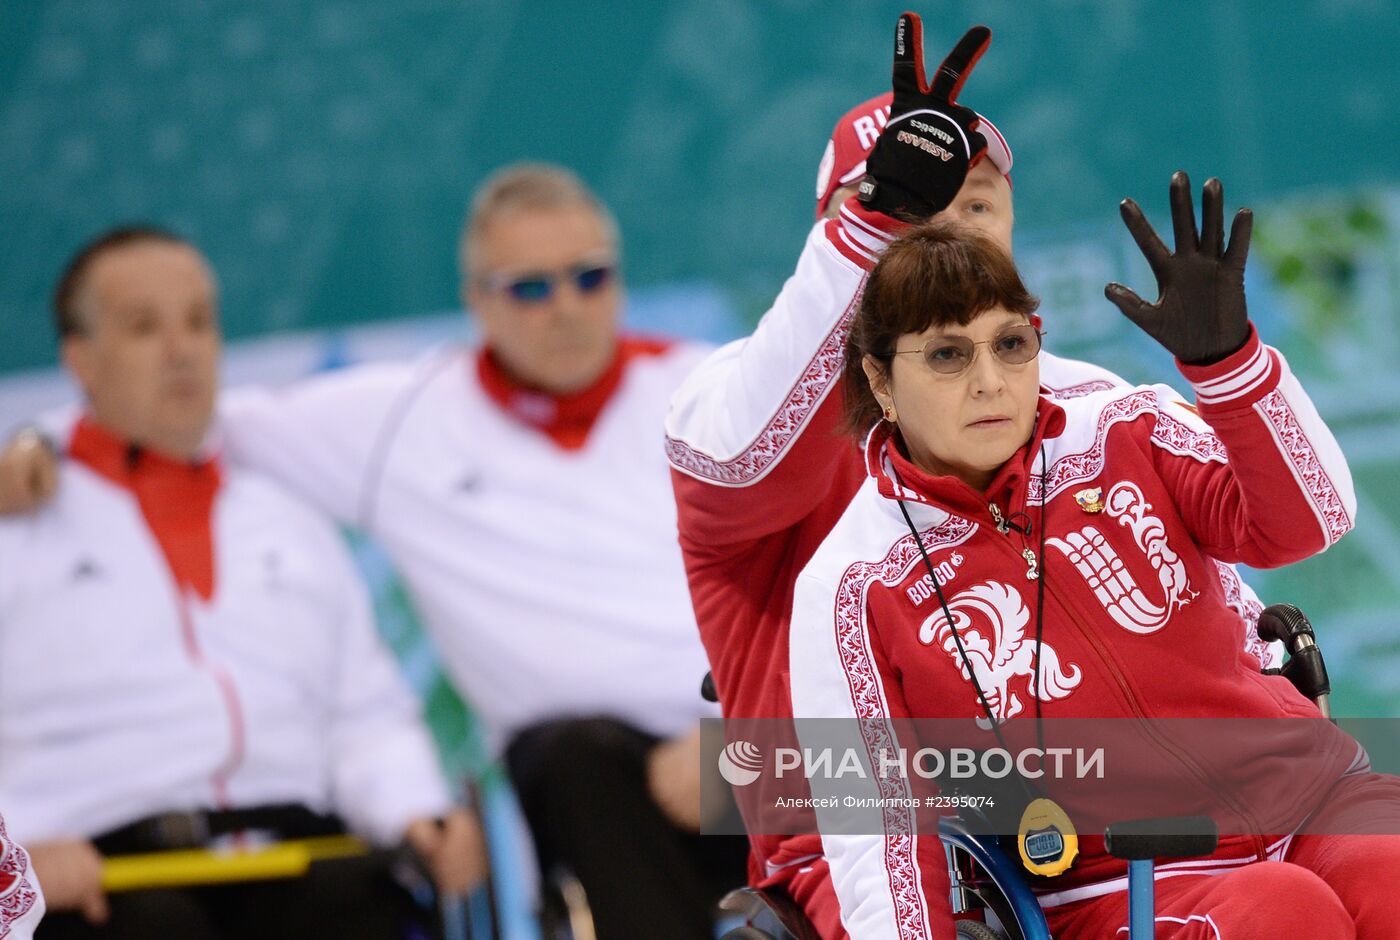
[1038,564,1270,859]
[989,502,1038,580]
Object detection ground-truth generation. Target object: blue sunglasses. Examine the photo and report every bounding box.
[483,262,617,304]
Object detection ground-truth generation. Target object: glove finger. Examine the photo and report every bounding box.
[954,106,988,164]
[1105,283,1158,334]
[929,25,991,102]
[1119,198,1172,281]
[1200,177,1224,257]
[1223,207,1254,271]
[1169,170,1199,253]
[891,12,929,98]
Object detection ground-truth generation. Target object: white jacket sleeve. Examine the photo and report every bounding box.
[317,524,454,845]
[27,360,425,531]
[665,203,899,545]
[218,358,433,528]
[0,814,44,940]
[790,559,955,940]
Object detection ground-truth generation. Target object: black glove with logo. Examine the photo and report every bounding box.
[1105,171,1253,365]
[858,14,991,222]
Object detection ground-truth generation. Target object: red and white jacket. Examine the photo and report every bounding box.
[788,328,1357,937]
[0,813,42,940]
[0,419,452,848]
[665,203,1284,898]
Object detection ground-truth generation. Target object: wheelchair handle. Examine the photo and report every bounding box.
[1256,604,1332,718]
[701,671,719,704]
[1104,816,1218,861]
[1255,603,1314,650]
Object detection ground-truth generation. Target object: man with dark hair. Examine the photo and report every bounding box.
[0,228,479,938]
[51,226,187,336]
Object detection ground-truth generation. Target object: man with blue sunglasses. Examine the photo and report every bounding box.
[207,163,748,938]
[477,259,616,304]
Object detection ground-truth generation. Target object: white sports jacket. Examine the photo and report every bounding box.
[0,419,452,847]
[218,338,719,752]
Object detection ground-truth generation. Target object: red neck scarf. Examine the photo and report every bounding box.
[69,416,220,601]
[475,336,671,450]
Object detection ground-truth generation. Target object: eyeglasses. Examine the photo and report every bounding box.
[891,324,1044,376]
[480,262,617,304]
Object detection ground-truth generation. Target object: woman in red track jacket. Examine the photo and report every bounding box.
[785,183,1400,938]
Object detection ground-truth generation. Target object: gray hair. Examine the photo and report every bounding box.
[460,162,619,279]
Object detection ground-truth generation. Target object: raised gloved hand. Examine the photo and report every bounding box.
[1105,171,1253,365]
[857,13,991,221]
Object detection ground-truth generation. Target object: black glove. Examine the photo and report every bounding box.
[857,14,991,221]
[1105,171,1253,365]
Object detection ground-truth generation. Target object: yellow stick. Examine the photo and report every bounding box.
[101,835,370,893]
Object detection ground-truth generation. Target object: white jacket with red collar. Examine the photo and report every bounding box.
[665,202,1283,889]
[34,338,721,755]
[0,419,452,848]
[788,329,1357,937]
[216,337,718,753]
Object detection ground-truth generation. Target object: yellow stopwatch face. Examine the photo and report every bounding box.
[1018,797,1079,877]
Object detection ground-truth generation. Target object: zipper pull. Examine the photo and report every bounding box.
[1021,548,1039,581]
[989,502,1010,534]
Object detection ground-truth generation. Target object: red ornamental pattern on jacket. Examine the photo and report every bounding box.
[831,518,978,940]
[836,517,975,728]
[1024,390,1227,504]
[0,816,38,938]
[1257,388,1353,543]
[663,289,860,487]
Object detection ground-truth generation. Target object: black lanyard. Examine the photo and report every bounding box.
[894,446,1050,758]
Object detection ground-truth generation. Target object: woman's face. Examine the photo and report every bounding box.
[865,306,1041,490]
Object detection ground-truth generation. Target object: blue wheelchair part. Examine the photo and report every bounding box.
[722,814,1227,940]
[718,813,1050,940]
[1105,816,1219,940]
[940,815,1050,940]
[1127,860,1153,940]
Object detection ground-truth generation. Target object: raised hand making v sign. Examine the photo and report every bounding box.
[857,13,992,221]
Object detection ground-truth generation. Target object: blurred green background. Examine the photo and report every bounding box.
[2,0,1399,725]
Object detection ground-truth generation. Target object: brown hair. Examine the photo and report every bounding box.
[842,221,1040,437]
[52,225,188,338]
